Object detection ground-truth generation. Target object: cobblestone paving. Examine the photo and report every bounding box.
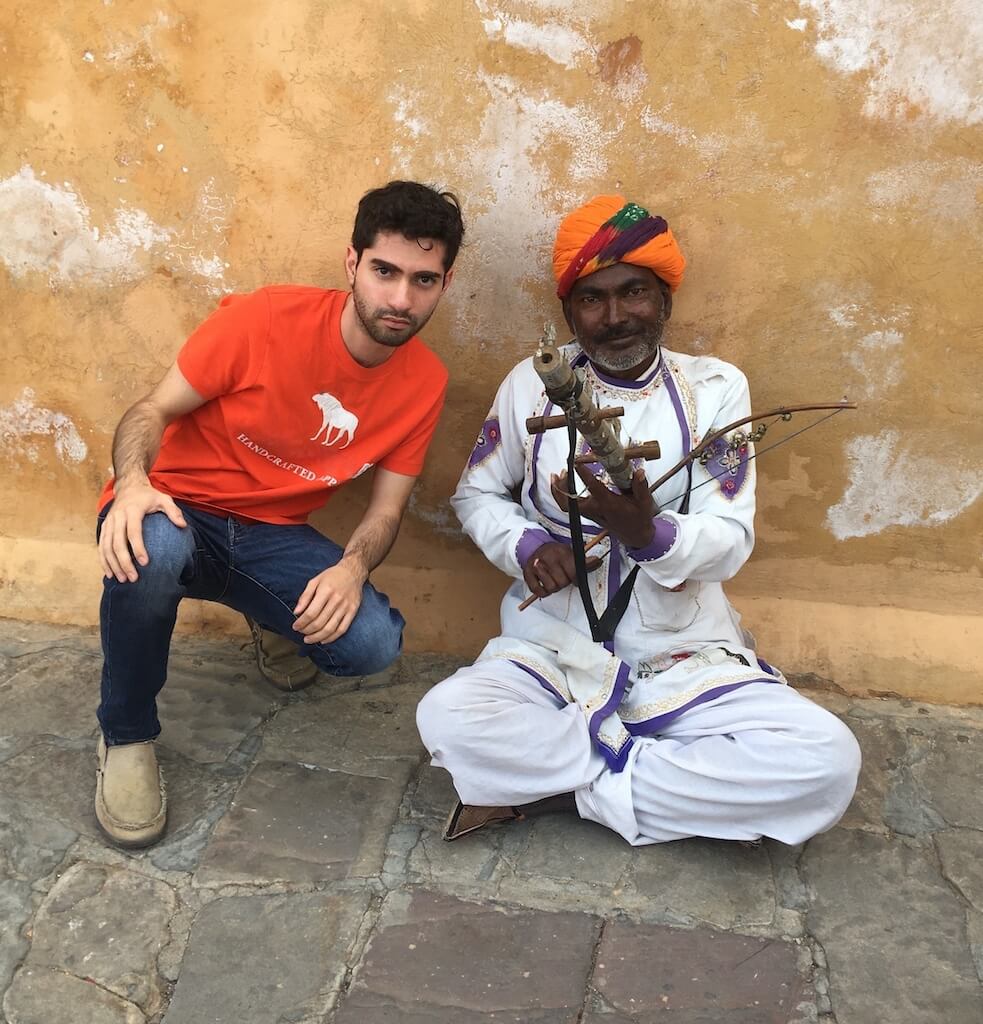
[1,620,981,1023]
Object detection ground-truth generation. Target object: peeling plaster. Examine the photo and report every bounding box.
[0,388,88,466]
[797,0,983,124]
[0,166,172,285]
[0,166,231,293]
[866,159,983,224]
[826,430,983,539]
[829,304,910,400]
[640,107,728,160]
[481,14,591,68]
[389,74,613,346]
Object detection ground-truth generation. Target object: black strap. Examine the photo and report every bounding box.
[565,417,639,644]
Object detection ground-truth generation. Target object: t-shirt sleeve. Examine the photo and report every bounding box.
[176,290,272,400]
[379,377,448,477]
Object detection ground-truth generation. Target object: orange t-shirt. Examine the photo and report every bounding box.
[98,287,448,524]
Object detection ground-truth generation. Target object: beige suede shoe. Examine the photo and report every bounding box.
[95,736,167,849]
[245,616,319,691]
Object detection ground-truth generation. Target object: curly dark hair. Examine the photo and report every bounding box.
[352,181,465,272]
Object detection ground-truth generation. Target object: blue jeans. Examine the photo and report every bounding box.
[97,502,405,745]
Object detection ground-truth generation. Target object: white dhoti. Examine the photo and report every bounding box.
[417,661,861,846]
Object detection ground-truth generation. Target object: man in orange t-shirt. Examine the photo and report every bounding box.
[93,181,464,848]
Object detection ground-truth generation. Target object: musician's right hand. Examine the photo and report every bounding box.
[522,541,602,598]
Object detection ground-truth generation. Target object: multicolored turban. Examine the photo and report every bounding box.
[552,195,686,299]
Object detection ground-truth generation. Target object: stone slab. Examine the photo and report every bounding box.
[3,965,145,1024]
[589,919,807,1021]
[628,838,778,931]
[907,724,983,829]
[0,799,77,880]
[197,759,411,885]
[163,891,368,1024]
[936,828,983,911]
[260,679,429,772]
[0,740,235,845]
[407,829,503,892]
[24,861,175,1014]
[510,813,633,888]
[155,656,277,764]
[837,714,907,832]
[0,648,102,738]
[0,878,32,995]
[802,828,983,1023]
[336,890,599,1022]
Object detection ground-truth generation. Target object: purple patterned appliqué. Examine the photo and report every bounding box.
[705,434,750,501]
[468,417,502,469]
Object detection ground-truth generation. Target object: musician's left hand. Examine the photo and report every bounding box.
[550,466,658,549]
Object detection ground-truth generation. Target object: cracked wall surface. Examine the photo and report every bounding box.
[1,1,981,702]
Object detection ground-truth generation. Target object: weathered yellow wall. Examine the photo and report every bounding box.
[2,1,981,704]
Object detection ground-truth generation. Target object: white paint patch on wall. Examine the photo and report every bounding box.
[0,388,88,465]
[0,166,232,294]
[408,493,460,537]
[167,177,231,295]
[827,430,983,539]
[640,107,728,161]
[796,0,983,124]
[104,10,174,67]
[866,159,983,224]
[388,74,613,347]
[828,302,909,399]
[846,329,904,398]
[481,14,591,68]
[0,166,172,285]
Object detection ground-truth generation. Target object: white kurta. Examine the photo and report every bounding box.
[417,343,861,844]
[453,343,779,767]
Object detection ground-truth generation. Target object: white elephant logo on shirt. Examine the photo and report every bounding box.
[310,392,358,448]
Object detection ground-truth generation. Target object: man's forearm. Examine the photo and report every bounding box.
[112,400,168,489]
[340,512,403,582]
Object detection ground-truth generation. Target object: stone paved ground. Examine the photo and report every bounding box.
[1,619,981,1023]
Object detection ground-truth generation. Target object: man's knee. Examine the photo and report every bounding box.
[101,513,196,600]
[817,713,862,796]
[308,589,404,676]
[416,677,460,752]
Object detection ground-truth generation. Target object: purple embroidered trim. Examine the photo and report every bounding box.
[702,435,750,501]
[509,659,567,705]
[625,677,782,735]
[661,364,691,455]
[757,656,777,676]
[598,733,633,772]
[468,416,502,469]
[590,352,663,391]
[588,660,633,771]
[515,528,551,568]
[626,515,677,562]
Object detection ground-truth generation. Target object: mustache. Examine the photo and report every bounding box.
[594,320,664,345]
[375,308,414,323]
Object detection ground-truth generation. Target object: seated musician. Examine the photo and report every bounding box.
[417,194,860,844]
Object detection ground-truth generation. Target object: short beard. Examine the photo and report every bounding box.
[582,320,665,375]
[351,289,423,348]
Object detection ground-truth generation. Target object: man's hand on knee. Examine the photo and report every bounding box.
[292,564,364,644]
[99,485,187,583]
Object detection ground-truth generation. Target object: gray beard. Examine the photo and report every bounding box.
[587,340,660,373]
[581,321,665,374]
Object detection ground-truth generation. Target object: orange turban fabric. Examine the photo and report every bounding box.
[552,195,686,299]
